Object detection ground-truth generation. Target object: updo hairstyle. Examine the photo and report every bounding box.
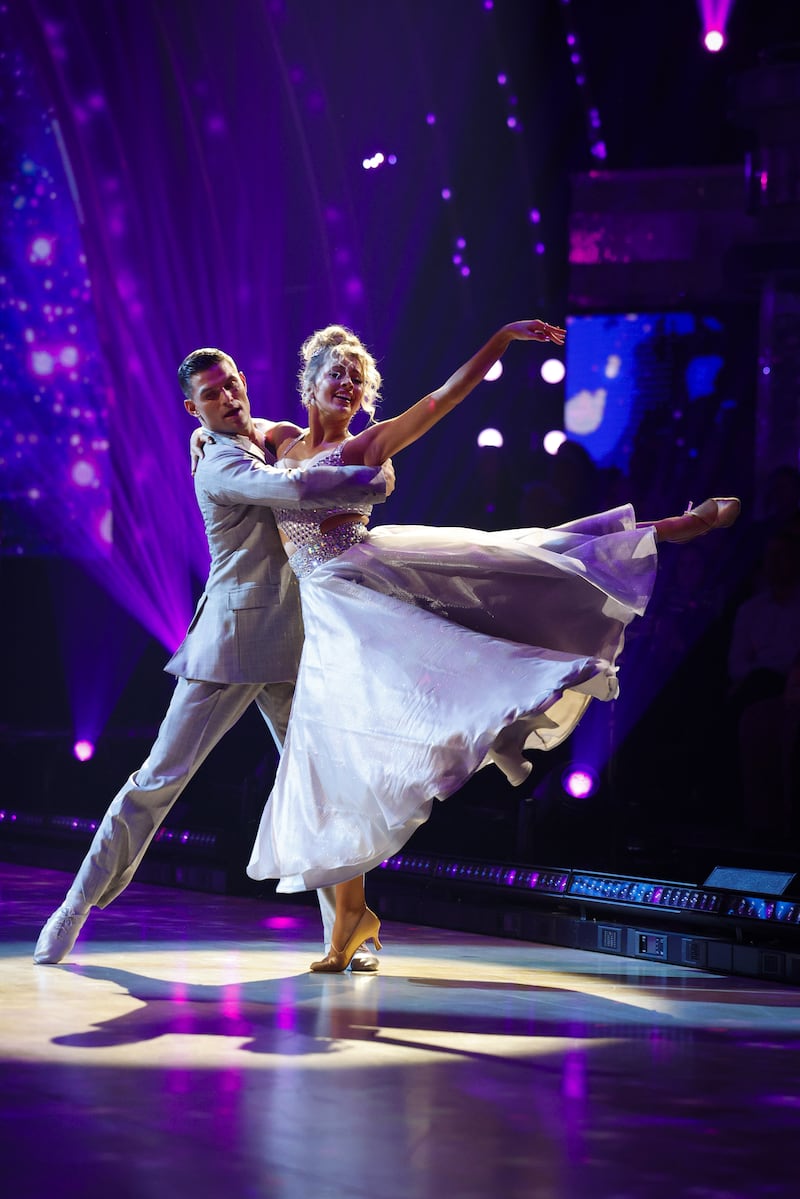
[298,325,381,420]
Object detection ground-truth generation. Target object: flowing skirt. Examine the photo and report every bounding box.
[247,507,658,892]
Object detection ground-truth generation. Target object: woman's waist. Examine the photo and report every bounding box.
[286,522,369,579]
[274,503,372,529]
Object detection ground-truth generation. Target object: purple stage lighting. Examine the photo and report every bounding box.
[562,765,598,799]
[697,0,732,52]
[73,739,95,762]
[29,235,55,263]
[260,915,302,931]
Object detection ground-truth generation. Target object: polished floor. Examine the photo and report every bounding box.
[2,861,799,1199]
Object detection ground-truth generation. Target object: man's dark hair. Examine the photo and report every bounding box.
[177,348,237,398]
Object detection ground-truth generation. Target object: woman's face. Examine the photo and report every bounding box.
[311,354,365,422]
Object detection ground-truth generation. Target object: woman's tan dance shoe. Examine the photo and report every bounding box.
[652,497,741,544]
[310,907,383,973]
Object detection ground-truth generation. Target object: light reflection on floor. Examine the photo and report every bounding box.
[2,862,799,1198]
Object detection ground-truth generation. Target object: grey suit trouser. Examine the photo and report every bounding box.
[65,676,337,946]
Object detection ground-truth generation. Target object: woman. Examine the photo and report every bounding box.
[234,319,739,971]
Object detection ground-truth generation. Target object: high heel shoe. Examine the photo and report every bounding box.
[310,907,383,973]
[655,496,741,544]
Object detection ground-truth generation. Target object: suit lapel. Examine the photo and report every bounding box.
[235,435,274,466]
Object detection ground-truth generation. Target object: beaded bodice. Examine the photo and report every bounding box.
[274,440,372,579]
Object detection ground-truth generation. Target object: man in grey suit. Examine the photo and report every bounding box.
[34,347,393,967]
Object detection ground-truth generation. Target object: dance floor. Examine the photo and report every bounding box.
[2,861,798,1198]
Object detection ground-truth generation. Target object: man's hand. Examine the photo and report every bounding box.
[190,427,213,475]
[381,457,396,498]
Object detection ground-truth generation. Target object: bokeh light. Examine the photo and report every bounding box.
[540,358,566,385]
[543,429,567,455]
[73,739,95,762]
[562,765,598,799]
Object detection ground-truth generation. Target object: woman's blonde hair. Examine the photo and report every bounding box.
[297,325,381,419]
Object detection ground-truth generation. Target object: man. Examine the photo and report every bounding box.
[34,348,393,967]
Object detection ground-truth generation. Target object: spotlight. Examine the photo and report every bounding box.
[477,427,504,448]
[703,29,724,52]
[543,429,567,455]
[483,360,503,382]
[540,358,566,385]
[361,152,386,170]
[73,739,94,762]
[562,765,598,799]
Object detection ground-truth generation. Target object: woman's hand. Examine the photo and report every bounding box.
[506,319,566,346]
[190,426,213,475]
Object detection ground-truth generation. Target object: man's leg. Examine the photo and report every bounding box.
[253,685,377,972]
[34,677,267,962]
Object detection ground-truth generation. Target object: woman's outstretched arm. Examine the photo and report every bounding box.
[342,319,565,467]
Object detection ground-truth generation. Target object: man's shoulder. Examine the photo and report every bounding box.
[196,435,263,476]
[202,433,251,457]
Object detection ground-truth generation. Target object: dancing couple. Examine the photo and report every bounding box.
[35,317,739,972]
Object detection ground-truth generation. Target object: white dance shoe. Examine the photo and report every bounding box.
[349,945,380,972]
[33,902,90,964]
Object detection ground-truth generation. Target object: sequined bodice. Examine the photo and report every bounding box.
[275,441,372,579]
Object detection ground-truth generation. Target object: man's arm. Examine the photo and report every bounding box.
[190,419,300,474]
[197,438,391,510]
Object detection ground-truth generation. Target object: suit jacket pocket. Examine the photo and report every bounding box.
[227,582,280,611]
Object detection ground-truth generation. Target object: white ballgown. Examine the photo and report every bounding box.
[246,445,658,892]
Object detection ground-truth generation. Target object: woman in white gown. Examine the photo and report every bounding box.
[242,319,740,970]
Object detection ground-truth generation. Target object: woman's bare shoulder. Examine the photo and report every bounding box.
[266,421,305,457]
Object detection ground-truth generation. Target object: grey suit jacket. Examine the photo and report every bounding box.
[165,432,387,684]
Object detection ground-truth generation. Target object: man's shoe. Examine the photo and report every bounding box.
[349,944,379,972]
[33,903,90,964]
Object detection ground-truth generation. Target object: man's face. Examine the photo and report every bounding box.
[184,359,253,436]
